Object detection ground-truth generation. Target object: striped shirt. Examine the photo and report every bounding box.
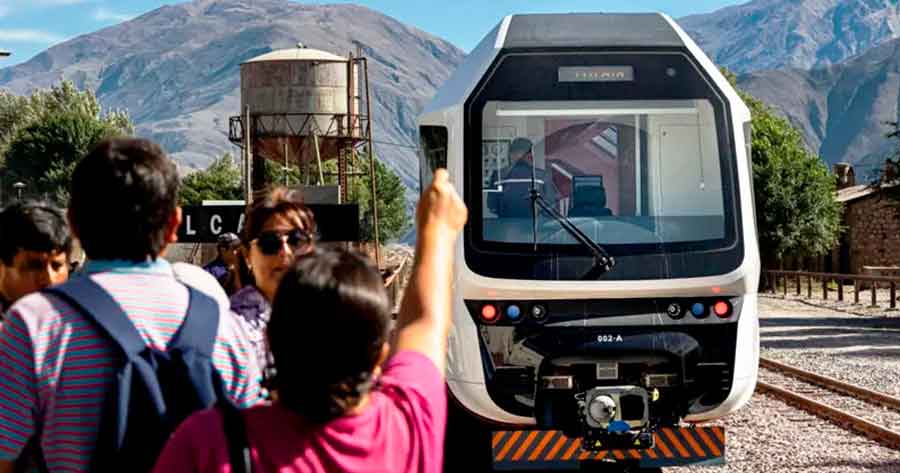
[0,259,264,472]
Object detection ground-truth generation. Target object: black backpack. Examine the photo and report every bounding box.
[46,276,233,472]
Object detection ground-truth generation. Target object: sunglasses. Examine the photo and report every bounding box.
[253,229,315,256]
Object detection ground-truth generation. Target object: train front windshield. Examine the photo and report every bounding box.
[420,52,749,280]
[481,100,726,247]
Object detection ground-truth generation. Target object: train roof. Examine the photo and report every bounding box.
[500,13,684,49]
[420,13,751,123]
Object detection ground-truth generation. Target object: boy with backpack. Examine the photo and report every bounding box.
[0,138,264,473]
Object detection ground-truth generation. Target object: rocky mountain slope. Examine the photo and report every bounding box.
[681,0,900,73]
[737,36,900,173]
[0,0,465,194]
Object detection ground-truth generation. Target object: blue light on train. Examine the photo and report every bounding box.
[506,304,522,321]
[691,303,706,318]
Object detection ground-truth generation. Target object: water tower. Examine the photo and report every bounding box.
[229,43,380,256]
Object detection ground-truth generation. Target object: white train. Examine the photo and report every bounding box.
[418,12,760,470]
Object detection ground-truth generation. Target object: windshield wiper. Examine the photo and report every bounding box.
[528,164,616,278]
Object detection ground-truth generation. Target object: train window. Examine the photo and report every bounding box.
[419,126,448,193]
[481,99,727,247]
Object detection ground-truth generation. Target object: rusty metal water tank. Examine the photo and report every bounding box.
[240,44,359,164]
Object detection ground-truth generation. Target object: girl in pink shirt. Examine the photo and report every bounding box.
[153,170,467,473]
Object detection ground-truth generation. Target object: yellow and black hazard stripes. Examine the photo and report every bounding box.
[492,427,725,470]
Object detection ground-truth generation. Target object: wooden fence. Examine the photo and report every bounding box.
[764,270,900,309]
[383,255,411,316]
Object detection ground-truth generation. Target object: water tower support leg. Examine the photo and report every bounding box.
[313,134,324,185]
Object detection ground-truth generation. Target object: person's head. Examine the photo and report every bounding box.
[241,187,316,302]
[267,248,390,423]
[0,201,72,304]
[216,232,241,266]
[69,138,180,263]
[508,137,533,163]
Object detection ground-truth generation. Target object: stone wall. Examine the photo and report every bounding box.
[842,193,900,274]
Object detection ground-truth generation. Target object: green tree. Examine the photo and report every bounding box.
[723,69,843,268]
[347,157,409,242]
[1,81,133,205]
[264,159,302,187]
[0,81,131,161]
[179,154,243,206]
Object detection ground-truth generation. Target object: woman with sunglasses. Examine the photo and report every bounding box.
[230,187,316,367]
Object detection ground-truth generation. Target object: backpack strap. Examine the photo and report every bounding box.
[218,401,253,473]
[45,277,147,357]
[167,286,219,357]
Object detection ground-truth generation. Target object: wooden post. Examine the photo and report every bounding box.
[808,275,812,298]
[838,279,844,301]
[872,281,878,307]
[822,278,828,300]
[854,279,860,304]
[891,282,897,310]
[783,274,787,297]
[796,274,801,296]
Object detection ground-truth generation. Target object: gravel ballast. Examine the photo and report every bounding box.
[759,296,900,398]
[669,394,900,472]
[670,296,900,472]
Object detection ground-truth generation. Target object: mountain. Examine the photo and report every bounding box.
[681,0,900,73]
[737,35,900,174]
[0,0,465,196]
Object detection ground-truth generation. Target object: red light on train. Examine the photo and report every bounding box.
[713,301,731,318]
[481,304,499,322]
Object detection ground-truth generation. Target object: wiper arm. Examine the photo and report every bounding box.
[528,165,615,277]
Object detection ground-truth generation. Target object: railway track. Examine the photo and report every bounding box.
[757,356,900,451]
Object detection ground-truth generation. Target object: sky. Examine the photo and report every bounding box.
[0,0,745,67]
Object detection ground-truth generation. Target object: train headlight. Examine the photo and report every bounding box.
[480,304,499,323]
[666,302,684,319]
[713,300,732,318]
[530,304,548,322]
[690,302,708,318]
[506,304,522,322]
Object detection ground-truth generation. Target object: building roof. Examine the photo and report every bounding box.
[836,182,899,203]
[243,46,347,64]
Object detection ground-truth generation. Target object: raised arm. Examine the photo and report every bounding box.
[391,169,467,374]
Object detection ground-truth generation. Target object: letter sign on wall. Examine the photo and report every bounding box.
[177,204,361,243]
